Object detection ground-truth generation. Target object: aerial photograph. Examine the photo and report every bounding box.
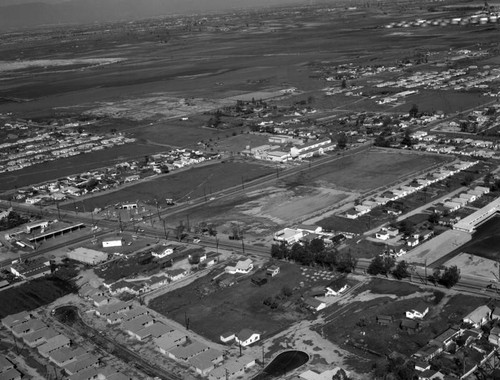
[2,0,500,379]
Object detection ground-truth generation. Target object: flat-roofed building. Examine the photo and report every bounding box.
[67,247,107,265]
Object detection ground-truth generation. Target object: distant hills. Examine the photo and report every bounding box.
[0,0,302,31]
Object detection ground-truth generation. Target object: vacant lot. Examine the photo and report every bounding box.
[282,149,448,193]
[149,261,336,343]
[0,275,77,319]
[65,160,274,211]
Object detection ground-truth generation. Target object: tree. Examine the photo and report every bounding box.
[368,255,394,276]
[309,238,325,255]
[392,260,409,280]
[337,133,348,149]
[401,129,412,147]
[271,242,288,260]
[409,104,419,118]
[281,285,293,298]
[336,251,358,273]
[341,79,347,89]
[439,265,461,288]
[332,368,350,380]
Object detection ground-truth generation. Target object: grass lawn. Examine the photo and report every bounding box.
[149,261,328,343]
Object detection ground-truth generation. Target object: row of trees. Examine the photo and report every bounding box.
[367,255,461,288]
[271,239,357,273]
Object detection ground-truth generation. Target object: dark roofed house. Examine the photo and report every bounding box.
[377,315,393,326]
[400,319,420,334]
[0,368,22,380]
[304,297,326,312]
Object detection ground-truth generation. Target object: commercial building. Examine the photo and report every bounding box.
[67,247,108,265]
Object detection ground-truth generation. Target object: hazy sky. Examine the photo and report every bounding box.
[0,0,306,30]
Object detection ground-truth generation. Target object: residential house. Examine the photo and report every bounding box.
[407,237,419,247]
[168,340,208,362]
[377,315,393,326]
[63,353,100,376]
[155,330,187,354]
[166,269,187,282]
[225,259,253,274]
[489,326,500,346]
[326,278,349,296]
[266,265,280,277]
[463,305,492,327]
[406,303,429,320]
[1,311,31,330]
[400,319,420,334]
[49,347,87,367]
[491,306,500,320]
[304,297,326,312]
[188,348,224,376]
[235,329,260,347]
[375,229,390,240]
[23,327,59,347]
[38,335,71,357]
[12,318,46,338]
[220,332,235,343]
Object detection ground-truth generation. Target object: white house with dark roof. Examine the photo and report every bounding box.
[235,329,260,347]
[406,303,429,320]
[225,258,253,274]
[463,305,492,328]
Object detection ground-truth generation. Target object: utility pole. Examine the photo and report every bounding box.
[56,202,61,221]
[163,220,168,240]
[241,176,245,190]
[424,259,428,285]
[262,346,265,367]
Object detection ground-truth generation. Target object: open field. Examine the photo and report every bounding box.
[1,3,499,191]
[64,160,274,211]
[282,149,448,192]
[0,276,77,319]
[149,261,338,343]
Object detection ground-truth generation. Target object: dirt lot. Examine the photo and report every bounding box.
[149,260,339,343]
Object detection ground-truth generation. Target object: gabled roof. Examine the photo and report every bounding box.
[0,355,13,372]
[64,353,99,374]
[23,326,59,345]
[155,330,187,351]
[12,318,46,335]
[168,340,208,360]
[237,328,258,342]
[2,311,31,329]
[50,347,87,364]
[38,334,70,354]
[464,305,492,324]
[137,322,173,339]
